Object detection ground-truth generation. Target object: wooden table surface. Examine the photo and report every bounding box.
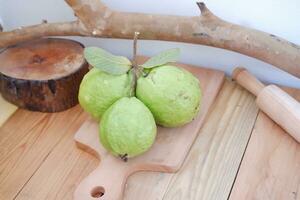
[1,79,300,200]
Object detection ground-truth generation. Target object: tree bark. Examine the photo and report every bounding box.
[0,21,88,48]
[0,1,299,78]
[0,38,89,112]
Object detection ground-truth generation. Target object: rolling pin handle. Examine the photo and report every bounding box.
[232,67,300,144]
[232,67,265,96]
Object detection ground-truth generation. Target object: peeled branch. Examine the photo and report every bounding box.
[0,1,299,78]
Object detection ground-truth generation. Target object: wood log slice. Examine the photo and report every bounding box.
[0,38,89,112]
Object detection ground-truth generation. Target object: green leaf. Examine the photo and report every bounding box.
[141,48,180,69]
[84,47,132,75]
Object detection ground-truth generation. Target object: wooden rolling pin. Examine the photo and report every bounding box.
[232,68,300,142]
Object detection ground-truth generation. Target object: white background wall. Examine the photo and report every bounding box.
[1,0,300,88]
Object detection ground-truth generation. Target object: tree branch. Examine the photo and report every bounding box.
[0,0,299,78]
[0,21,88,48]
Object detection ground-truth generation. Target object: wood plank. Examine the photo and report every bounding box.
[0,106,86,200]
[15,123,98,200]
[230,88,300,200]
[161,79,259,200]
[0,94,17,127]
[0,79,260,200]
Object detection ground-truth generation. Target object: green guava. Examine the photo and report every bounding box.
[136,65,202,127]
[99,97,157,158]
[78,68,132,120]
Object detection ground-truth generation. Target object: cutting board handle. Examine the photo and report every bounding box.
[74,156,129,200]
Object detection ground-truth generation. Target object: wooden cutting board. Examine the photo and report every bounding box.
[74,57,225,200]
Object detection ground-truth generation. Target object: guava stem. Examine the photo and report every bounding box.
[133,31,139,67]
[130,32,141,96]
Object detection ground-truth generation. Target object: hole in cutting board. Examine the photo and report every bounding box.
[91,186,105,198]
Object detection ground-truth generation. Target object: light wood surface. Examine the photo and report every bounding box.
[0,38,86,80]
[0,106,87,200]
[73,60,225,200]
[1,80,300,200]
[233,68,300,143]
[162,80,259,200]
[0,94,17,127]
[230,88,300,200]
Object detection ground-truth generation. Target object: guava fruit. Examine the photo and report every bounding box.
[78,68,133,120]
[100,97,157,158]
[136,65,202,127]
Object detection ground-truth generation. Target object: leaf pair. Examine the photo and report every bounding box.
[84,47,180,75]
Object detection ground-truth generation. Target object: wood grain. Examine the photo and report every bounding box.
[0,94,17,127]
[0,38,88,112]
[2,80,297,200]
[14,115,98,200]
[230,88,300,200]
[162,80,259,200]
[0,106,87,199]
